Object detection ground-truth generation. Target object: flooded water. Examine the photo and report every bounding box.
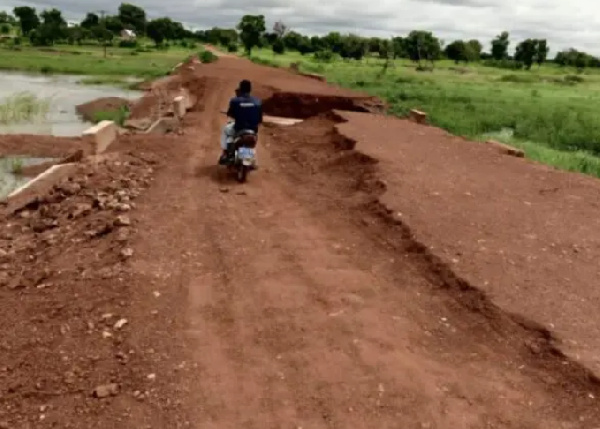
[0,156,56,199]
[0,71,142,136]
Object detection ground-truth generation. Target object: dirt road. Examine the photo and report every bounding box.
[1,56,600,428]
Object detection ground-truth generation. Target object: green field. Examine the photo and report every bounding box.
[0,42,196,79]
[248,48,600,178]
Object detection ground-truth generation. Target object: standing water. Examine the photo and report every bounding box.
[0,71,142,136]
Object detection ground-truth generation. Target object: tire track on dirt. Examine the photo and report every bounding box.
[123,57,600,428]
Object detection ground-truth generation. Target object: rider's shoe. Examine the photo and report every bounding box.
[218,150,229,165]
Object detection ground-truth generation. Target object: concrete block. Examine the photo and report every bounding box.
[82,120,117,155]
[486,140,525,158]
[5,163,78,213]
[409,109,427,124]
[173,96,186,119]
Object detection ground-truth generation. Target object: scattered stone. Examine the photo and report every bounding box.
[102,330,113,339]
[120,248,134,259]
[115,215,131,227]
[219,187,229,193]
[147,373,156,381]
[114,318,128,330]
[93,383,120,398]
[116,203,131,212]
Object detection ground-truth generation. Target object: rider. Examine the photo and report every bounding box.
[220,79,263,164]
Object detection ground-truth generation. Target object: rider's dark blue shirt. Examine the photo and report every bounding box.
[227,94,263,133]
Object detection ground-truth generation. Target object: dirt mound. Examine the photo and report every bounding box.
[0,135,82,158]
[262,92,386,119]
[0,152,178,428]
[76,97,132,123]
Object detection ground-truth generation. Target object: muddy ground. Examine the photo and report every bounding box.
[1,54,600,428]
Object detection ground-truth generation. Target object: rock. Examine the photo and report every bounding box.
[116,228,130,243]
[93,383,120,398]
[114,318,128,330]
[116,203,131,212]
[70,203,93,219]
[147,373,156,381]
[114,215,131,227]
[120,248,134,259]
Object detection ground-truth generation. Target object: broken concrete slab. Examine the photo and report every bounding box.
[82,121,117,155]
[409,109,427,124]
[173,96,186,120]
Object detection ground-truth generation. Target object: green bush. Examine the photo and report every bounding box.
[314,50,334,62]
[227,43,238,53]
[92,105,130,126]
[199,50,218,63]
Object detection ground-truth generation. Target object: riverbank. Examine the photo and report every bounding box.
[0,44,194,81]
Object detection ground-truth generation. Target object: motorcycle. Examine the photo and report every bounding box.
[220,115,258,183]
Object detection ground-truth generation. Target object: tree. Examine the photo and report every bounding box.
[491,31,510,60]
[392,36,408,58]
[118,3,146,35]
[237,14,265,55]
[445,40,468,63]
[103,15,124,34]
[322,32,343,53]
[0,24,10,35]
[282,31,303,51]
[405,30,442,66]
[339,34,368,60]
[92,25,113,57]
[536,39,548,67]
[30,8,67,46]
[0,11,16,24]
[13,6,39,35]
[272,37,285,54]
[81,13,99,29]
[515,38,537,69]
[467,39,482,60]
[147,17,175,46]
[273,20,288,38]
[67,25,91,45]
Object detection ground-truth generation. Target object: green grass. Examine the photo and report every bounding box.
[246,48,600,178]
[0,92,50,124]
[0,43,195,78]
[92,105,130,126]
[78,75,145,90]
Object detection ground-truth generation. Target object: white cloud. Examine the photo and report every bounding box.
[1,0,599,55]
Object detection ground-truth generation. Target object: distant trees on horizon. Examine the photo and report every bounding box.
[1,4,598,71]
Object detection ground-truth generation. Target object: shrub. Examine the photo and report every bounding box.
[199,50,218,63]
[272,38,285,55]
[227,43,238,52]
[119,39,138,48]
[92,106,130,126]
[314,50,334,62]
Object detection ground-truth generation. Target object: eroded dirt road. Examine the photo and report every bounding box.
[1,55,600,428]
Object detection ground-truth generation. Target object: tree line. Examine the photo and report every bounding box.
[1,4,195,48]
[1,5,599,71]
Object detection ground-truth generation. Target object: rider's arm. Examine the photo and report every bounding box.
[226,98,236,119]
[257,102,263,125]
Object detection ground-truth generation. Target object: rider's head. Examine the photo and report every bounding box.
[239,79,252,95]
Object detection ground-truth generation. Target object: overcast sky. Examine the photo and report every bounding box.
[1,0,599,55]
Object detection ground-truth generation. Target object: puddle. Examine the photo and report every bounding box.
[0,71,142,137]
[0,156,57,199]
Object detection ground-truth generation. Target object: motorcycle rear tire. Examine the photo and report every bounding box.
[236,165,248,183]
